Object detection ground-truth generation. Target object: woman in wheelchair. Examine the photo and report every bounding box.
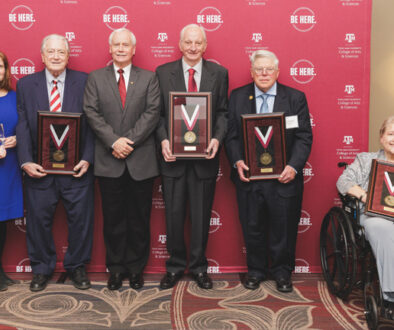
[337,115,394,313]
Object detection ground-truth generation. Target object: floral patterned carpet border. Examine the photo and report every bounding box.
[0,274,394,329]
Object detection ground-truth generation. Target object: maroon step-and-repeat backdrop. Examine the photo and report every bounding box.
[0,0,371,274]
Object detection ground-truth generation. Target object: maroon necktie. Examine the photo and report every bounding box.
[118,69,126,108]
[188,68,197,92]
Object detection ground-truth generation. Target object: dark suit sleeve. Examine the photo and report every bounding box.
[212,68,229,144]
[155,66,169,143]
[287,92,313,173]
[16,79,34,166]
[124,73,160,147]
[83,73,120,149]
[225,90,244,166]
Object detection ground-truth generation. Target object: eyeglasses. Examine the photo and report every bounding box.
[252,67,276,75]
[45,49,68,58]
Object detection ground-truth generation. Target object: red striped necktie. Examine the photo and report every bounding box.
[50,80,61,112]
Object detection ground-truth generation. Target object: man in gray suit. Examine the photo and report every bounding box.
[156,24,228,289]
[83,28,160,290]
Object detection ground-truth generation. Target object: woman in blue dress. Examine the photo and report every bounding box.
[0,51,23,291]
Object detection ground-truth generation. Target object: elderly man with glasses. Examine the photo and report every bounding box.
[225,50,312,293]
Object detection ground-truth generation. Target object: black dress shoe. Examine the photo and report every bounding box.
[275,277,293,293]
[160,272,183,289]
[242,274,261,290]
[30,274,50,292]
[129,273,144,290]
[70,266,91,290]
[0,268,16,286]
[193,272,213,289]
[107,273,125,290]
[0,277,7,291]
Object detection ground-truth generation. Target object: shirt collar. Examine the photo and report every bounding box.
[113,63,132,74]
[254,82,277,98]
[45,68,66,84]
[182,58,202,75]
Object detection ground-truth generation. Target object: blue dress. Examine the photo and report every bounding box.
[0,90,23,221]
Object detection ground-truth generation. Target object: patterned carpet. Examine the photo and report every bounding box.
[0,274,393,329]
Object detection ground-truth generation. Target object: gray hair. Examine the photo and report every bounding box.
[180,24,207,42]
[41,34,70,53]
[380,115,394,137]
[108,28,136,46]
[250,50,279,68]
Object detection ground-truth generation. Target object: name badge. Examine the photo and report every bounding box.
[285,115,299,129]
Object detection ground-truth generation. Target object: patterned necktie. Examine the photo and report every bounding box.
[259,94,269,114]
[188,68,197,92]
[118,69,126,108]
[50,80,61,112]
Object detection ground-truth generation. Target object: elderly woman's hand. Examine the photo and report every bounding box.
[347,185,367,203]
[4,135,16,148]
[0,145,6,159]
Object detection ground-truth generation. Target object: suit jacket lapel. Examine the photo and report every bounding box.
[273,83,287,113]
[62,69,75,113]
[244,83,256,115]
[123,66,139,117]
[36,70,50,111]
[106,65,124,110]
[200,59,214,92]
[169,60,186,92]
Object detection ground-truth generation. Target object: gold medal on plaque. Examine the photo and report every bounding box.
[184,131,197,144]
[53,150,65,162]
[384,195,394,207]
[260,152,272,166]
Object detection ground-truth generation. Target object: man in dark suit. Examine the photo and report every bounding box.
[83,28,160,290]
[16,34,94,292]
[225,50,312,292]
[156,24,228,289]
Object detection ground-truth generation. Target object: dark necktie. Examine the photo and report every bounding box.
[188,68,197,92]
[118,69,126,108]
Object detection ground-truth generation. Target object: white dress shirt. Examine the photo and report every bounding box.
[182,58,202,91]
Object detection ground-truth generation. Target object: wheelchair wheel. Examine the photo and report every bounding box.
[320,207,357,299]
[365,295,378,330]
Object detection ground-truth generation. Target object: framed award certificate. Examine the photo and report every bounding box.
[241,113,286,180]
[365,159,394,221]
[169,92,211,158]
[37,112,81,175]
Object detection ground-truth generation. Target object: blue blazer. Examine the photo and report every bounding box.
[16,68,94,187]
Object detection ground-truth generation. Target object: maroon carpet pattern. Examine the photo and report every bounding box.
[0,274,393,329]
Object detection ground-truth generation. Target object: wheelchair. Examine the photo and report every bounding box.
[319,163,393,329]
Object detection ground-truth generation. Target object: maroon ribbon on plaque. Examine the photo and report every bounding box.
[181,104,200,131]
[384,171,394,196]
[254,126,273,148]
[50,124,70,151]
